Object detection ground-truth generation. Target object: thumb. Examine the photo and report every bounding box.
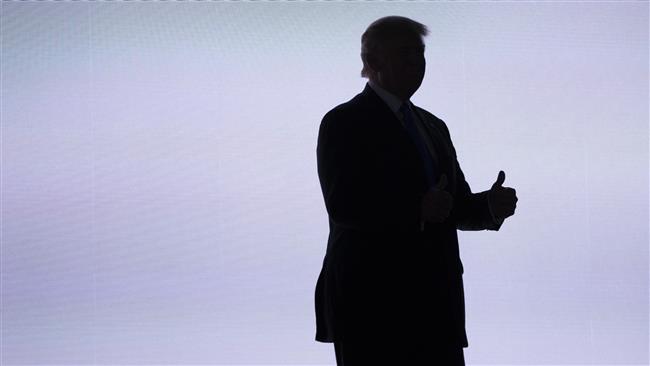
[434,173,448,190]
[492,170,506,189]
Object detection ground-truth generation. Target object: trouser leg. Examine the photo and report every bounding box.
[333,338,465,366]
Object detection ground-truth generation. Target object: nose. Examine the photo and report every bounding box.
[412,56,425,73]
[407,51,424,64]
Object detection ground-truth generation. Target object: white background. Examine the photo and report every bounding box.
[1,2,648,364]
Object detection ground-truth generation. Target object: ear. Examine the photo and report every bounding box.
[365,53,384,74]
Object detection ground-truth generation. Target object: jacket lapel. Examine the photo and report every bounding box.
[360,85,453,192]
[412,106,457,194]
[360,84,422,155]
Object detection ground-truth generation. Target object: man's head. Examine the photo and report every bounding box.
[361,16,428,101]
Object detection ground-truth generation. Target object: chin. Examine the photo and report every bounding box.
[408,84,422,97]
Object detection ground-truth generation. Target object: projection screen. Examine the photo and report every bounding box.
[1,1,648,364]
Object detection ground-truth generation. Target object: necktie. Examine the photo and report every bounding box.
[399,102,437,188]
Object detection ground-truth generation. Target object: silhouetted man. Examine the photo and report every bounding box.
[314,16,518,365]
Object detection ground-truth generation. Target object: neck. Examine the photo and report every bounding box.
[369,78,409,103]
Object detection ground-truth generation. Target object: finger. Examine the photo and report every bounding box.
[493,188,516,200]
[492,170,505,189]
[434,174,448,190]
[444,194,454,210]
[433,211,450,223]
[495,202,514,212]
[438,192,452,207]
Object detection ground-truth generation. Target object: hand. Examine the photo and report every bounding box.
[488,171,518,220]
[421,174,453,225]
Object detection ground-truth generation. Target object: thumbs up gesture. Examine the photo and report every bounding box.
[488,170,518,220]
[421,174,454,225]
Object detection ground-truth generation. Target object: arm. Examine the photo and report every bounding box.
[433,120,502,231]
[451,162,503,231]
[316,111,422,233]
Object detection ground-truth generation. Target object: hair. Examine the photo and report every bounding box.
[360,16,429,79]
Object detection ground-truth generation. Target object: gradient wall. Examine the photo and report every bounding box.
[1,2,648,364]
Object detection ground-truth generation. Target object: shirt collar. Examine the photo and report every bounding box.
[367,80,410,115]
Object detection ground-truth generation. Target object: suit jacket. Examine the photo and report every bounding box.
[314,83,502,347]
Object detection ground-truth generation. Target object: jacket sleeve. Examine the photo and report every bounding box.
[437,121,502,231]
[316,110,422,233]
[451,161,503,231]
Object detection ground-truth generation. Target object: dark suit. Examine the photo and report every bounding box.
[314,83,501,362]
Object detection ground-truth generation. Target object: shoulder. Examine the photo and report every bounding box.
[413,105,445,127]
[323,92,367,121]
[413,105,451,137]
[319,92,370,135]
